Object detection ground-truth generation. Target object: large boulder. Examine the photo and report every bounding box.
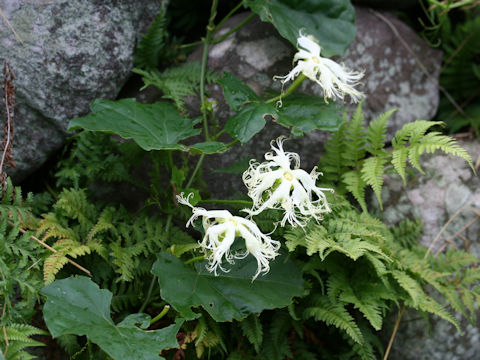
[381,140,480,359]
[381,140,480,251]
[186,7,442,199]
[0,0,164,181]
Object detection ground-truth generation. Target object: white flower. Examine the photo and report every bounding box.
[274,33,364,103]
[242,137,333,227]
[177,193,280,281]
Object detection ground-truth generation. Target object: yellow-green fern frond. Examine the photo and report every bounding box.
[304,296,364,344]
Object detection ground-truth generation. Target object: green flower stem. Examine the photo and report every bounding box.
[212,13,256,45]
[178,40,203,50]
[213,128,226,140]
[226,139,239,149]
[214,1,244,31]
[179,2,250,50]
[149,305,170,326]
[139,215,173,313]
[184,255,206,265]
[200,0,219,141]
[201,199,253,206]
[185,153,206,189]
[265,73,307,104]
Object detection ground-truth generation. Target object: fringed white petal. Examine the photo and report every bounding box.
[177,193,279,280]
[242,137,334,228]
[274,33,365,103]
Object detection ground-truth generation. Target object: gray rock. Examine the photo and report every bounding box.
[381,140,480,253]
[380,140,480,360]
[0,0,164,181]
[186,7,442,199]
[387,308,480,360]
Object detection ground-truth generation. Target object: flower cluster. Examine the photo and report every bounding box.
[178,138,333,280]
[274,33,365,103]
[177,193,280,281]
[242,137,333,227]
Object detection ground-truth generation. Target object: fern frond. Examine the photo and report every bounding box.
[412,296,460,332]
[342,103,367,167]
[4,324,47,342]
[366,109,396,155]
[320,123,347,183]
[56,334,81,356]
[340,287,383,330]
[391,270,425,307]
[304,296,364,344]
[135,2,168,70]
[284,225,308,252]
[43,239,92,283]
[37,213,78,242]
[342,170,367,212]
[392,120,441,147]
[411,132,473,169]
[0,178,33,224]
[54,189,96,230]
[0,324,46,360]
[389,218,423,249]
[134,62,219,112]
[86,207,115,242]
[361,155,387,209]
[261,311,293,360]
[391,147,409,184]
[239,315,263,353]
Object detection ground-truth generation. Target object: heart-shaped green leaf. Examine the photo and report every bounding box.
[152,252,304,322]
[277,95,344,135]
[244,0,356,57]
[225,103,277,143]
[42,276,182,360]
[68,99,201,151]
[218,72,259,111]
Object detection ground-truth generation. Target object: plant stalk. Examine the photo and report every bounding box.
[383,305,405,360]
[184,255,206,265]
[149,305,170,326]
[139,215,173,313]
[199,0,219,141]
[266,74,307,104]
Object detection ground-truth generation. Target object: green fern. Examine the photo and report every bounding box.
[304,295,364,344]
[239,314,263,353]
[55,131,139,189]
[0,178,34,224]
[135,2,169,70]
[0,324,47,360]
[0,189,44,323]
[342,103,366,167]
[389,218,423,249]
[320,104,473,210]
[133,62,219,112]
[440,16,480,100]
[261,311,293,360]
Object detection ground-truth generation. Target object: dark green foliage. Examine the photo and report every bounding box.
[0,178,34,224]
[0,324,47,360]
[37,187,191,284]
[55,131,141,189]
[320,103,473,211]
[440,16,480,100]
[239,315,263,353]
[389,218,423,249]
[0,179,46,358]
[437,15,480,135]
[284,196,480,356]
[260,310,293,360]
[135,3,170,70]
[133,62,219,112]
